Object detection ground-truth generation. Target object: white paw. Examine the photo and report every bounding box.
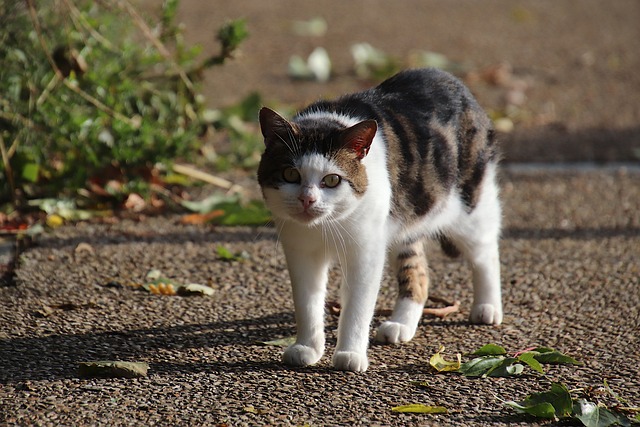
[332,351,369,372]
[282,344,323,367]
[375,321,416,344]
[470,303,503,325]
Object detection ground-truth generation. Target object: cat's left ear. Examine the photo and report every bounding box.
[340,120,377,160]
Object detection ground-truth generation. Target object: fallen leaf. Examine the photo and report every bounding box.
[422,300,460,318]
[256,336,296,347]
[147,282,176,295]
[74,242,95,255]
[471,343,507,356]
[505,383,573,419]
[505,400,557,419]
[288,47,331,82]
[243,405,270,415]
[292,17,328,37]
[216,245,249,262]
[145,269,162,281]
[124,193,146,212]
[34,302,97,317]
[391,404,448,414]
[180,210,224,225]
[572,399,630,427]
[429,346,461,372]
[458,356,522,378]
[78,361,149,378]
[531,347,582,365]
[326,296,459,319]
[46,214,64,228]
[517,352,544,374]
[176,283,215,296]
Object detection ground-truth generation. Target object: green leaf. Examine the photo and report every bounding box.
[486,359,524,377]
[517,352,545,374]
[459,356,525,377]
[218,19,249,52]
[572,399,631,427]
[429,346,461,372]
[216,245,249,262]
[533,349,582,365]
[214,200,271,226]
[391,404,448,414]
[472,343,507,356]
[506,383,573,419]
[505,401,557,419]
[21,163,39,183]
[459,356,505,377]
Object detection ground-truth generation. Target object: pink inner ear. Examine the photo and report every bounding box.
[342,120,377,159]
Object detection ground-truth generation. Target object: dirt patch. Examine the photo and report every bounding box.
[173,0,640,163]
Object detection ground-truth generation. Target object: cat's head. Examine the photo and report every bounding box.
[257,107,377,226]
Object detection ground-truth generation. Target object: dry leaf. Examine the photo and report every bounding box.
[326,296,460,319]
[78,361,149,378]
[429,345,462,372]
[74,242,95,255]
[180,210,225,225]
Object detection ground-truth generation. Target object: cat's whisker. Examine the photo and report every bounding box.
[326,218,350,290]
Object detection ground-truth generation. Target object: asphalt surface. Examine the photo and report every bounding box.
[2,1,640,425]
[1,167,639,426]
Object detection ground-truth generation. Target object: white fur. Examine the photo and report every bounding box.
[376,298,425,343]
[266,113,502,372]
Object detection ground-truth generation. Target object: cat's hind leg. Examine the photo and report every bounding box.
[375,240,429,344]
[452,165,503,325]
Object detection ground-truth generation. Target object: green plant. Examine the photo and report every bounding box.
[0,0,248,206]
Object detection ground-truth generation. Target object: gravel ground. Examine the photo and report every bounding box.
[2,1,639,425]
[1,168,639,426]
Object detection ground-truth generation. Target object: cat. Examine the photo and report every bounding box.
[257,68,502,372]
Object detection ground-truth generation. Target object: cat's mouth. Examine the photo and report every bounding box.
[293,209,323,224]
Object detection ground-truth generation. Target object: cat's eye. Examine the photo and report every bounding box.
[322,174,341,188]
[282,167,301,183]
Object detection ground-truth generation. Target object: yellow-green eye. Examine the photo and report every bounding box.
[322,174,341,188]
[282,167,301,183]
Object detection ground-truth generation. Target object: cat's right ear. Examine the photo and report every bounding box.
[259,107,296,147]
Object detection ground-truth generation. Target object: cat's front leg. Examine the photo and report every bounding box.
[332,240,387,372]
[281,235,329,367]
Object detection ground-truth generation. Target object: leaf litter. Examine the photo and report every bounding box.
[412,343,637,425]
[78,361,149,378]
[504,382,636,426]
[436,343,584,378]
[132,269,215,297]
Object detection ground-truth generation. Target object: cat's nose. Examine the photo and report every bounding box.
[298,194,316,209]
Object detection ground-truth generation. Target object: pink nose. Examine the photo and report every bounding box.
[298,194,316,209]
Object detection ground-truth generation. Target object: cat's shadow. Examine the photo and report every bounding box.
[0,312,298,383]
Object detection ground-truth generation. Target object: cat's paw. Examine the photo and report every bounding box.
[375,321,416,344]
[282,344,323,367]
[332,351,369,372]
[470,303,503,325]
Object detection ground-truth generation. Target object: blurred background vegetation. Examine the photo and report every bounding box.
[2,0,638,225]
[0,0,257,218]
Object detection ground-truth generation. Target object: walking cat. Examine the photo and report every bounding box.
[258,68,502,372]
